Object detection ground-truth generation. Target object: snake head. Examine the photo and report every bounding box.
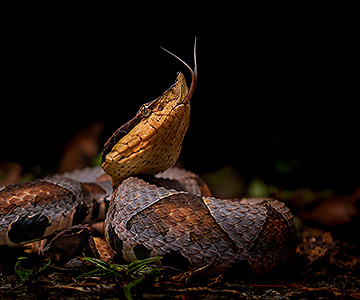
[138,71,190,119]
[102,39,197,186]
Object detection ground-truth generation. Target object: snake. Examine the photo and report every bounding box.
[0,39,297,275]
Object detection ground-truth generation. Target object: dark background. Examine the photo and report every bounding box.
[1,21,358,193]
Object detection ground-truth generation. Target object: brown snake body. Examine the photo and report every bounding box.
[106,170,296,275]
[0,39,297,275]
[0,175,111,247]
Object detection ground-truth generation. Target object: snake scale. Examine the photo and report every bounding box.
[0,39,297,275]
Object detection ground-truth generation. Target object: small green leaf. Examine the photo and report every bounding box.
[127,256,162,276]
[15,256,51,282]
[79,257,127,278]
[123,268,162,300]
[79,256,162,279]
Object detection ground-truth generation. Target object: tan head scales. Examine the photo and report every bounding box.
[102,38,197,186]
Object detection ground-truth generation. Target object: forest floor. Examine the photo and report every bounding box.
[0,223,359,299]
[1,160,359,299]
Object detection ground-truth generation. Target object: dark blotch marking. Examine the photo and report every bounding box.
[8,214,50,244]
[225,259,253,278]
[91,199,100,219]
[104,199,110,214]
[161,250,191,271]
[133,244,152,260]
[107,225,123,255]
[72,201,89,225]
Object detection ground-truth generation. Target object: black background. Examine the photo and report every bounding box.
[1,18,358,193]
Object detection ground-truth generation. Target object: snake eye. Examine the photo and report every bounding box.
[157,103,164,111]
[140,104,151,117]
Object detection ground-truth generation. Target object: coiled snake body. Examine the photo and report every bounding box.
[0,40,297,275]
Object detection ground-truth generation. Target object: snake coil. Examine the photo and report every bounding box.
[105,169,297,275]
[0,40,297,275]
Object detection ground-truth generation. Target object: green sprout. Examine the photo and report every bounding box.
[79,256,163,300]
[15,256,51,282]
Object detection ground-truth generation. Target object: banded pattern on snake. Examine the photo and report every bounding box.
[0,39,297,275]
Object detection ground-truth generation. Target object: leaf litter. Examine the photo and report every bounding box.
[0,166,359,299]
